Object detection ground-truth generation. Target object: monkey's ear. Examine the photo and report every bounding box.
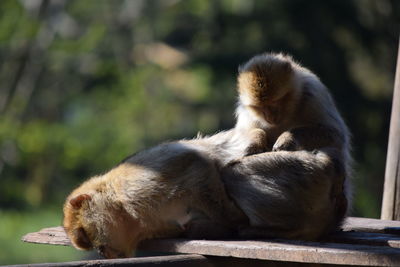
[69,194,92,209]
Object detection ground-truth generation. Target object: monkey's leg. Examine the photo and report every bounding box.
[272,124,344,152]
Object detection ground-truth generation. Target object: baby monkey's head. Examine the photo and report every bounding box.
[63,176,142,259]
[237,53,296,124]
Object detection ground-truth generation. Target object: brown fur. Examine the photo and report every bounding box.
[63,142,247,258]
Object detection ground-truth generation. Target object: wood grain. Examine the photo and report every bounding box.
[21,217,400,266]
[341,217,400,234]
[139,238,400,266]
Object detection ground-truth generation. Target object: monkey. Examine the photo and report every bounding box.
[235,53,350,155]
[63,141,248,259]
[232,53,352,225]
[63,135,344,258]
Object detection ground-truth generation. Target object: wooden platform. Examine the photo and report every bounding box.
[17,217,400,266]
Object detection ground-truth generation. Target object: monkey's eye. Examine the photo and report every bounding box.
[257,80,264,88]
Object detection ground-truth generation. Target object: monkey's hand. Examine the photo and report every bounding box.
[272,131,299,151]
[245,128,268,155]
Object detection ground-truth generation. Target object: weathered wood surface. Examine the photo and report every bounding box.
[22,217,400,246]
[5,254,211,267]
[328,231,400,248]
[21,217,400,266]
[22,226,71,246]
[139,238,400,266]
[21,225,400,249]
[341,217,400,234]
[381,39,400,221]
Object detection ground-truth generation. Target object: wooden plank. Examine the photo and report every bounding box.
[20,217,400,247]
[20,217,400,266]
[328,231,400,248]
[21,223,400,250]
[343,217,400,234]
[4,254,211,267]
[139,238,400,266]
[381,39,400,221]
[21,226,71,246]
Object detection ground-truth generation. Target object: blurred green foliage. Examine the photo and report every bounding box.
[0,0,398,264]
[0,209,87,264]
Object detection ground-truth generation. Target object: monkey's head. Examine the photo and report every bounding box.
[63,177,143,259]
[237,53,295,124]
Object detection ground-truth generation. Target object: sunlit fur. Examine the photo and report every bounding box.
[63,141,247,258]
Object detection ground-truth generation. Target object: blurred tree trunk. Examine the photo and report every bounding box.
[1,0,62,120]
[381,39,400,220]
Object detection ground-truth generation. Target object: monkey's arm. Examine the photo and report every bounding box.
[272,124,344,152]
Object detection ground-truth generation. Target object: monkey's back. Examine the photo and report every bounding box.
[221,149,342,240]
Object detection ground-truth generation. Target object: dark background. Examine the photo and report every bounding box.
[0,0,399,264]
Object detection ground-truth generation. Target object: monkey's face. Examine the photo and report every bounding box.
[63,192,142,259]
[238,53,294,124]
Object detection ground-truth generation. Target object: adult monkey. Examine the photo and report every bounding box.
[223,52,351,238]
